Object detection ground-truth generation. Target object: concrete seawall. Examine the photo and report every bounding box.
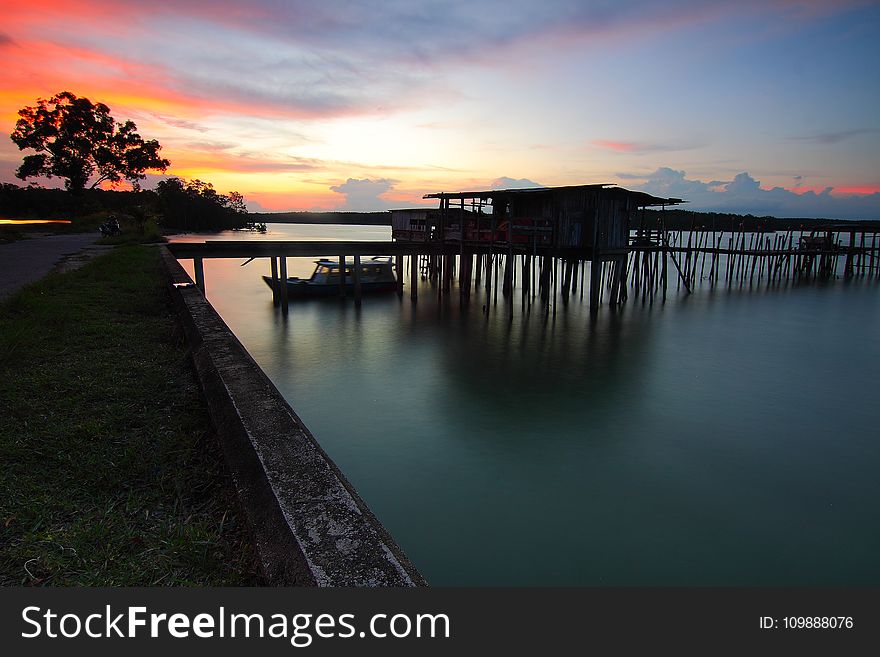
[159,247,425,586]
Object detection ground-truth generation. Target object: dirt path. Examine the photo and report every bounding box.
[0,232,105,301]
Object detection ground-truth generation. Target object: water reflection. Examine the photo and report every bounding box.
[172,225,880,585]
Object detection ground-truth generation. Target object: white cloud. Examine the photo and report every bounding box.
[619,167,880,219]
[329,177,395,211]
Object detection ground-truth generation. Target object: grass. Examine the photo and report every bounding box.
[0,245,262,585]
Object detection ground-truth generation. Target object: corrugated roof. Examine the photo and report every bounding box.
[423,183,684,207]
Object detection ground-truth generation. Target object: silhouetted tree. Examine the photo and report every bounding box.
[156,177,252,230]
[225,191,247,215]
[10,91,170,192]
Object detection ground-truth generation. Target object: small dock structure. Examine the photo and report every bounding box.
[167,183,879,315]
[417,184,682,309]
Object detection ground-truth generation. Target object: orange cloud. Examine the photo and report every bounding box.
[0,4,379,125]
[166,149,326,176]
[0,35,333,125]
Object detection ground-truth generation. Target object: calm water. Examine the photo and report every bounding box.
[174,224,880,585]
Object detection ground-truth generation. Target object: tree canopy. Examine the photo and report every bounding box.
[156,177,256,230]
[10,91,170,191]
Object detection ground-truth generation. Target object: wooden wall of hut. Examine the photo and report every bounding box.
[499,187,635,251]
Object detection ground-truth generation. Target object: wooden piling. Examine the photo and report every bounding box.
[552,257,559,317]
[699,230,708,283]
[859,232,866,275]
[462,252,469,298]
[339,255,346,297]
[537,256,547,305]
[534,254,540,301]
[279,256,288,313]
[353,255,362,307]
[870,234,877,278]
[485,252,493,297]
[661,245,667,300]
[589,256,601,311]
[749,235,760,284]
[502,252,513,298]
[493,254,500,306]
[270,256,279,305]
[410,254,418,301]
[610,257,623,305]
[708,231,719,285]
[194,256,205,293]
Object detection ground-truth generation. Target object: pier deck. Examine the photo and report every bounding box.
[167,227,879,315]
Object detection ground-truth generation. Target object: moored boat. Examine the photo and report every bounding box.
[262,257,398,298]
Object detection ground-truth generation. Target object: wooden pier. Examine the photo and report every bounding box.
[166,223,879,317]
[625,223,880,300]
[167,184,879,315]
[168,240,451,311]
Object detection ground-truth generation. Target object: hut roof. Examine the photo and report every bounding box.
[423,183,684,207]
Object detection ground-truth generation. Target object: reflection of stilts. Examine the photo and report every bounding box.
[169,220,880,324]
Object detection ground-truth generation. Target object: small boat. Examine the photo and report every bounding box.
[262,257,398,298]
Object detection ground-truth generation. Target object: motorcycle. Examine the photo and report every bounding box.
[99,217,121,237]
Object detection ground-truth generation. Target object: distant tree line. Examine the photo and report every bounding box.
[0,183,139,218]
[155,177,255,231]
[0,180,258,232]
[253,208,869,231]
[638,209,867,232]
[249,210,391,225]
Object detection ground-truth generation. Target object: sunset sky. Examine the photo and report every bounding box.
[1,0,878,218]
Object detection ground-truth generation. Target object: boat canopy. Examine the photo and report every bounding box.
[313,256,392,268]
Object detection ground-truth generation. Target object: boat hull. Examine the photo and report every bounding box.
[262,276,398,298]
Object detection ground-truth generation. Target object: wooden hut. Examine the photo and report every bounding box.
[390,209,433,242]
[416,184,683,310]
[421,184,682,255]
[390,206,477,243]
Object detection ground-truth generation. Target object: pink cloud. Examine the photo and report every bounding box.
[592,139,697,153]
[593,140,640,153]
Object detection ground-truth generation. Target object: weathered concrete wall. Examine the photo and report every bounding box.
[159,247,425,586]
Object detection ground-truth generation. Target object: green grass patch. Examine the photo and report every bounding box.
[0,246,262,585]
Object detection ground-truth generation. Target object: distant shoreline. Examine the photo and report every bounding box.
[249,211,391,225]
[250,209,880,232]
